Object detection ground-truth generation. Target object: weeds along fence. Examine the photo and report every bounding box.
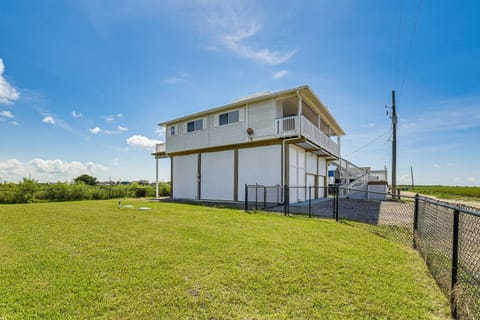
[245,184,480,320]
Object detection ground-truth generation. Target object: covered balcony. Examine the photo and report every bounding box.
[275,115,340,158]
[274,90,343,159]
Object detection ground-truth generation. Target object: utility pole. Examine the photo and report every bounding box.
[391,90,397,198]
[410,165,415,190]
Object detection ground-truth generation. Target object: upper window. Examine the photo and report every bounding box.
[219,110,239,126]
[187,119,203,132]
[169,125,176,136]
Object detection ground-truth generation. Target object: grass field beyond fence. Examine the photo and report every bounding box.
[0,200,450,319]
[400,185,480,200]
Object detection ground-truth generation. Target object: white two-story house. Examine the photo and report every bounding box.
[153,85,345,203]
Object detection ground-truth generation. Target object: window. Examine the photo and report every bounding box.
[187,119,203,132]
[219,110,239,126]
[170,125,176,136]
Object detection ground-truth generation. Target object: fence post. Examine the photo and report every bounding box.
[244,184,248,212]
[255,185,258,210]
[451,208,460,319]
[335,185,339,222]
[263,186,267,209]
[413,194,419,249]
[332,185,336,219]
[285,185,289,216]
[308,186,312,218]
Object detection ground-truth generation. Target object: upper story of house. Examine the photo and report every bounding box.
[154,85,345,159]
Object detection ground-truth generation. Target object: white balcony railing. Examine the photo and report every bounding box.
[155,143,166,153]
[275,115,340,157]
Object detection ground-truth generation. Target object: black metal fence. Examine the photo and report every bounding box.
[244,184,480,319]
[415,196,480,320]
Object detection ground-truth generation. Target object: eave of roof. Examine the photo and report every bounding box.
[158,85,346,136]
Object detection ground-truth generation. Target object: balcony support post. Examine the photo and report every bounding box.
[155,157,159,199]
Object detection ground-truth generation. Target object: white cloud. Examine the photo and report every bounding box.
[89,127,101,134]
[0,110,14,118]
[0,158,107,182]
[0,58,20,105]
[105,125,129,135]
[72,110,83,118]
[126,135,162,151]
[433,163,440,168]
[201,4,298,65]
[103,115,115,122]
[42,116,55,125]
[117,113,123,118]
[163,72,190,85]
[272,70,288,79]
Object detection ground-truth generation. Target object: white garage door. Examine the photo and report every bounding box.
[201,150,234,201]
[173,154,198,199]
[237,145,281,202]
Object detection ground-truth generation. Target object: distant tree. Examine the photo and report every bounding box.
[74,174,98,186]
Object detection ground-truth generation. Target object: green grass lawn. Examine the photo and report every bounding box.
[400,185,480,201]
[0,200,449,319]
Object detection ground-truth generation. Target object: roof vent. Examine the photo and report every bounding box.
[233,91,271,102]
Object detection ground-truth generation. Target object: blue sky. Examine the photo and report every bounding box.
[0,0,479,185]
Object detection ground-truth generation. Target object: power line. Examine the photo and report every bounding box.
[394,0,404,90]
[398,0,424,100]
[343,128,392,158]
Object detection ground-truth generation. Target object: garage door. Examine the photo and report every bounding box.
[172,154,198,199]
[201,150,234,201]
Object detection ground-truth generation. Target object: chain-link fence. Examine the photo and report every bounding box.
[244,184,480,319]
[415,196,480,320]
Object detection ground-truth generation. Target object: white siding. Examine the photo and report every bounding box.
[201,150,234,201]
[210,107,246,147]
[246,99,277,140]
[167,120,209,153]
[238,145,281,201]
[172,154,198,199]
